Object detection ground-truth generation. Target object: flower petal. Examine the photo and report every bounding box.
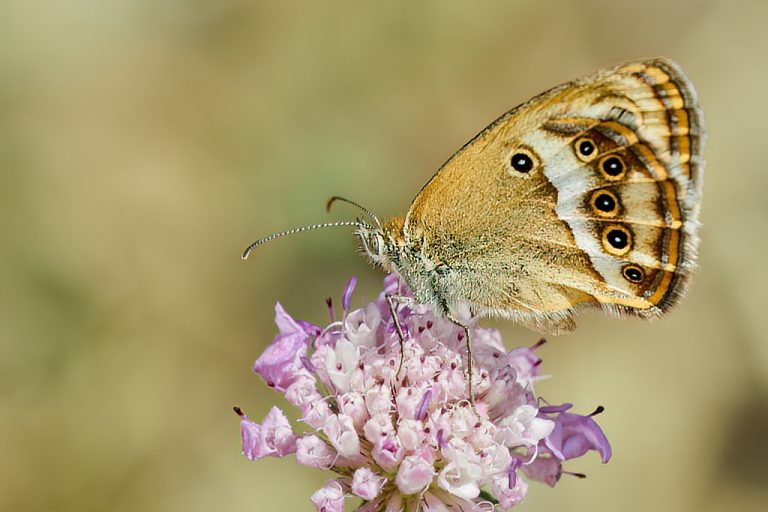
[253,303,310,392]
[240,417,269,460]
[544,409,612,463]
[522,456,562,487]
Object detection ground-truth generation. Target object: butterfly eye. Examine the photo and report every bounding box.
[366,232,384,257]
[622,265,645,283]
[574,137,598,162]
[602,224,632,256]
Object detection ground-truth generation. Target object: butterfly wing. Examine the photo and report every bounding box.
[403,58,704,333]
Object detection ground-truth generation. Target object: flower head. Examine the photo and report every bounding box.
[238,275,611,510]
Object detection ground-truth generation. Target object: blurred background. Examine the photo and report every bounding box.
[2,0,767,510]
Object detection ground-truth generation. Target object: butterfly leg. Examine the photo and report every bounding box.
[446,314,476,409]
[385,293,412,379]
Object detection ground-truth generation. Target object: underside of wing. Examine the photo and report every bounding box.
[404,58,704,334]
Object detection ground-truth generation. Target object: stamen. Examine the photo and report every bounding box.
[436,429,446,448]
[416,389,432,421]
[589,405,605,417]
[508,458,522,488]
[300,356,316,374]
[233,406,244,417]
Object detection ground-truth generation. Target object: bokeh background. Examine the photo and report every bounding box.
[2,0,767,510]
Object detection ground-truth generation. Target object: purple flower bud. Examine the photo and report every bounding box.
[436,428,446,449]
[416,389,433,421]
[342,276,357,312]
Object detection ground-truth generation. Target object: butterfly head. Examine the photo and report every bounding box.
[356,216,405,272]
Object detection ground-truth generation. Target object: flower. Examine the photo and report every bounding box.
[238,275,611,510]
[237,406,297,460]
[311,480,345,512]
[353,466,387,500]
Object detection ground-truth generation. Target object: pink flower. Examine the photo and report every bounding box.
[396,448,436,495]
[437,440,484,499]
[496,404,556,448]
[238,276,612,511]
[310,481,345,512]
[238,406,296,460]
[372,433,404,472]
[493,469,529,509]
[323,414,361,459]
[296,435,336,469]
[352,467,386,500]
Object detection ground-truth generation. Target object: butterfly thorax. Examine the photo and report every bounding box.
[358,215,465,317]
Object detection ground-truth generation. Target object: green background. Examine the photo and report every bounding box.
[2,1,767,511]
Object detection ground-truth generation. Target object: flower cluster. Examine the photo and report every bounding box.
[237,275,611,511]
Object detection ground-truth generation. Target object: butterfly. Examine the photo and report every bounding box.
[244,58,704,389]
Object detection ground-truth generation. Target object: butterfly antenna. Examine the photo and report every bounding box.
[241,221,364,260]
[326,196,381,228]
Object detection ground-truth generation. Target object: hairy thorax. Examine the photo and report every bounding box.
[383,219,472,318]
